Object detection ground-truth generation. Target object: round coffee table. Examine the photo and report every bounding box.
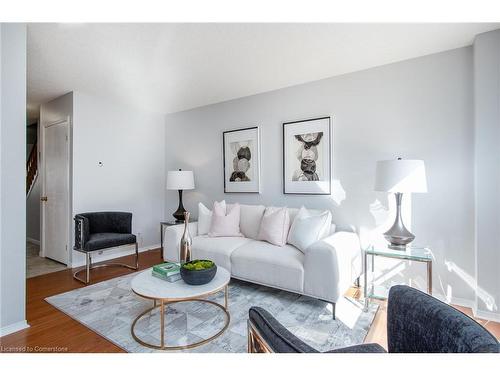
[130,266,230,350]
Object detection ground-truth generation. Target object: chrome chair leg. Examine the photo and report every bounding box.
[73,242,140,285]
[135,242,139,269]
[73,252,91,284]
[86,252,90,284]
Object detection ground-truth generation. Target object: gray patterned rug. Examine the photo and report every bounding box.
[45,272,378,353]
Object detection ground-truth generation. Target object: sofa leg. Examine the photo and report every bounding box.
[331,303,336,320]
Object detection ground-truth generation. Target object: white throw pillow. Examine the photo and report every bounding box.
[257,207,290,247]
[198,201,226,235]
[240,204,266,239]
[287,207,332,252]
[208,201,243,237]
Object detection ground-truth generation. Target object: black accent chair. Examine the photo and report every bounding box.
[73,212,139,284]
[247,285,499,353]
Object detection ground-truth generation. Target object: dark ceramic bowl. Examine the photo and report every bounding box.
[180,260,217,285]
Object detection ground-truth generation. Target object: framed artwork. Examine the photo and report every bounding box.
[283,116,332,195]
[223,126,261,193]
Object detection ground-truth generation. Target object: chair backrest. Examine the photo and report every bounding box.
[77,212,132,234]
[387,285,499,353]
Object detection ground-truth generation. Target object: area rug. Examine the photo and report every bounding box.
[45,271,378,353]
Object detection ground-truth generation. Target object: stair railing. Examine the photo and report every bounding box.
[26,141,38,195]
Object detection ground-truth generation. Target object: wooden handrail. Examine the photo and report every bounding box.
[26,141,38,195]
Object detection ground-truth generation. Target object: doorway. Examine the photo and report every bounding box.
[26,118,69,278]
[40,117,71,266]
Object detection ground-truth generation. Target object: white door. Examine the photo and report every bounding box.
[42,119,70,265]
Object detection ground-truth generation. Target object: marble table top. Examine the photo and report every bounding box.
[131,266,230,301]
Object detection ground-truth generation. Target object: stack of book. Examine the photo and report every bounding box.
[152,262,181,282]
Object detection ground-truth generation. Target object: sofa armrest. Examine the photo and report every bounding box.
[163,223,198,262]
[303,231,362,303]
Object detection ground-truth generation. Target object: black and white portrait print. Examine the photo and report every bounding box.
[283,117,331,194]
[223,127,260,193]
[230,141,252,182]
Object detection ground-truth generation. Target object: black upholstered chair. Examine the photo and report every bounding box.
[247,285,499,353]
[73,212,139,284]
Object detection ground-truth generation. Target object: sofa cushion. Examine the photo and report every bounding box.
[83,233,136,251]
[231,240,305,293]
[198,201,225,235]
[192,235,252,272]
[287,207,332,252]
[239,204,265,239]
[287,207,330,226]
[209,202,243,237]
[257,206,290,246]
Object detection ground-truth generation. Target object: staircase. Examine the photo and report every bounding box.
[26,140,38,196]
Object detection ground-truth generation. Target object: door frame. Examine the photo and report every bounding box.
[40,116,72,266]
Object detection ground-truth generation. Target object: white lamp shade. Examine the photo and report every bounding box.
[166,170,195,190]
[374,159,427,193]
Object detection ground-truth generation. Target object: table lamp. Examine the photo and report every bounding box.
[167,169,195,222]
[374,158,427,249]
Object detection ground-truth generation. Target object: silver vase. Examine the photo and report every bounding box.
[179,211,192,263]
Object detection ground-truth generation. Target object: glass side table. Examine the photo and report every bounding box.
[363,245,433,311]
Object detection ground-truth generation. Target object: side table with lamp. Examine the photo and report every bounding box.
[166,169,195,222]
[163,169,196,261]
[364,158,432,310]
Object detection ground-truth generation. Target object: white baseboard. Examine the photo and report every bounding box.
[26,237,40,246]
[474,308,500,323]
[0,320,30,337]
[433,293,500,323]
[71,243,161,269]
[433,293,475,309]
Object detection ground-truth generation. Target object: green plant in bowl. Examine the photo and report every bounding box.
[182,259,215,271]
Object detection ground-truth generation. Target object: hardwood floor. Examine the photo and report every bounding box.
[1,249,164,352]
[1,248,498,352]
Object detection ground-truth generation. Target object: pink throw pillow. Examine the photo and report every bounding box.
[257,207,290,247]
[208,202,243,237]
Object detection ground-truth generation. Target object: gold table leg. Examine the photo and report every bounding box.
[131,297,230,350]
[224,285,228,309]
[160,301,165,349]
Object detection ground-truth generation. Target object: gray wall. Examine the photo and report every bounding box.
[165,47,475,302]
[474,29,500,320]
[0,23,28,336]
[71,91,165,267]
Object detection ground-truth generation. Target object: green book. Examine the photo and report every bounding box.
[152,262,180,277]
[152,270,181,282]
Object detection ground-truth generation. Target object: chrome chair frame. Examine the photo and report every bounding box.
[73,216,139,284]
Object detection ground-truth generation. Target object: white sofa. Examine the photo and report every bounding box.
[163,204,362,318]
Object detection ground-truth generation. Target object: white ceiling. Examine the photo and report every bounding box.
[27,23,499,121]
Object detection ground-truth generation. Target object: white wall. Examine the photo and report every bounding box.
[474,29,500,321]
[165,47,476,303]
[0,23,28,336]
[71,91,165,266]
